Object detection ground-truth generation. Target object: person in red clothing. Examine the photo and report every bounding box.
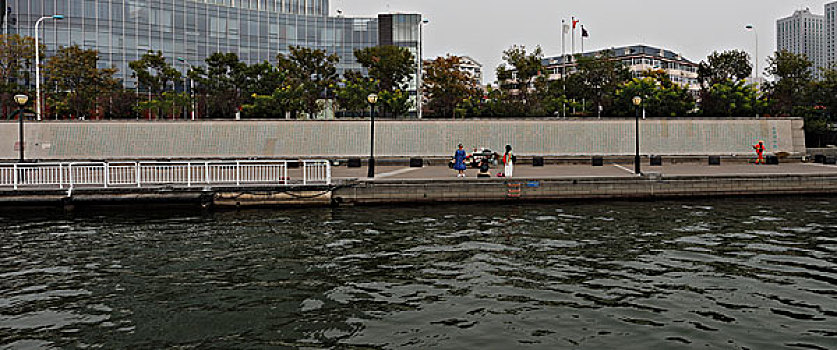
[753,141,765,165]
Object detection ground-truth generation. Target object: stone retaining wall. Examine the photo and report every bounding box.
[0,119,805,160]
[335,174,837,205]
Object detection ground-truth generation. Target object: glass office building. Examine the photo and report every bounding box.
[3,0,398,88]
[378,13,422,113]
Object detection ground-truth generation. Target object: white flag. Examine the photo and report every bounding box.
[563,24,570,34]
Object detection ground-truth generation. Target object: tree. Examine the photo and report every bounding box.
[615,70,695,117]
[189,52,249,119]
[536,79,571,117]
[697,50,753,87]
[136,91,191,120]
[496,45,548,116]
[242,84,306,119]
[276,46,340,117]
[101,89,140,120]
[379,89,411,118]
[336,70,377,117]
[477,86,527,117]
[0,34,41,119]
[354,45,416,93]
[573,50,631,117]
[246,61,287,96]
[697,50,758,117]
[129,51,181,95]
[764,50,814,117]
[424,55,479,118]
[130,51,181,119]
[813,66,837,117]
[43,45,119,119]
[701,80,765,118]
[497,45,544,90]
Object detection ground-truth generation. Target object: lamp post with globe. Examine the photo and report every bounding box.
[14,94,29,163]
[367,93,379,178]
[632,96,643,175]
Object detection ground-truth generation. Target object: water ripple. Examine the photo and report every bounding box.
[0,198,835,349]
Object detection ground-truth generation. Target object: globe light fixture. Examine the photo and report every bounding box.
[13,94,29,106]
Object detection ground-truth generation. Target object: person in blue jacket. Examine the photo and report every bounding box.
[453,144,468,177]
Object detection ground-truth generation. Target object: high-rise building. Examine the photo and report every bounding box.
[5,1,422,114]
[826,2,837,68]
[777,8,825,77]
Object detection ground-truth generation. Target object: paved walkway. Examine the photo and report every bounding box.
[333,162,837,181]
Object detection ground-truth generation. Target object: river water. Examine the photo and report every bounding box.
[0,198,835,349]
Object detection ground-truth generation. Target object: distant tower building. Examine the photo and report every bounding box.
[827,2,837,68]
[777,8,825,77]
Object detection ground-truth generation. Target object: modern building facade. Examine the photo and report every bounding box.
[4,1,422,114]
[827,2,837,68]
[378,13,421,114]
[777,8,825,77]
[456,55,483,87]
[542,45,700,92]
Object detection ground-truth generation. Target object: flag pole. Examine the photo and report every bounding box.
[561,19,566,61]
[571,16,575,57]
[581,25,584,53]
[562,19,567,118]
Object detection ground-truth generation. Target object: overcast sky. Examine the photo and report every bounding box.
[333,0,831,84]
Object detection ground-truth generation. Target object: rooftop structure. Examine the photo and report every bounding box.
[542,45,700,91]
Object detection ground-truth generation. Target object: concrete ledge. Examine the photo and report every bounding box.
[332,173,837,205]
[2,173,835,208]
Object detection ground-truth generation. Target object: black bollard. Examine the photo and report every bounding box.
[650,155,662,166]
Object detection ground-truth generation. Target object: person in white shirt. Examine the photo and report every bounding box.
[503,145,514,177]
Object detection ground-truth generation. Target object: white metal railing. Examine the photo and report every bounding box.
[302,160,331,185]
[0,160,331,191]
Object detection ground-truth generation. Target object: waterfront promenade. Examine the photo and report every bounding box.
[333,161,837,180]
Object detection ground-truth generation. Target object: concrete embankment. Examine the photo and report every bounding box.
[0,118,806,160]
[0,186,334,208]
[2,173,836,208]
[333,173,837,205]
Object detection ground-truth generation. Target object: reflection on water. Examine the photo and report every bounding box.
[0,198,836,349]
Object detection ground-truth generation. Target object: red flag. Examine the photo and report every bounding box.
[572,18,580,29]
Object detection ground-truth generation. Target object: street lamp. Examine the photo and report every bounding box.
[745,25,758,83]
[177,57,196,121]
[35,14,65,121]
[632,96,642,175]
[13,94,29,163]
[746,24,760,119]
[367,93,379,178]
[418,18,429,119]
